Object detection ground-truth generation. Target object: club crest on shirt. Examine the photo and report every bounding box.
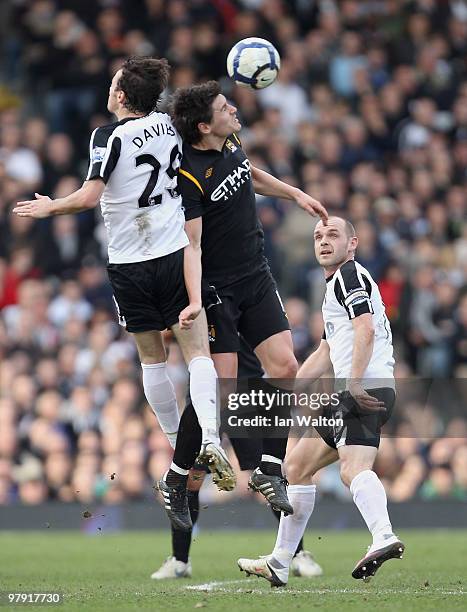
[225,139,237,153]
[205,167,213,178]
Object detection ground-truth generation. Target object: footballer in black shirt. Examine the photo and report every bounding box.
[171,81,328,512]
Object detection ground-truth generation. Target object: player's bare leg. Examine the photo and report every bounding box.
[254,330,298,380]
[238,437,336,587]
[338,445,404,581]
[211,351,238,378]
[172,310,236,491]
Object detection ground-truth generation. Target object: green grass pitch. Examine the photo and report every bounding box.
[1,529,466,611]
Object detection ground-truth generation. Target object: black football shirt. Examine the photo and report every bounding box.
[178,134,266,286]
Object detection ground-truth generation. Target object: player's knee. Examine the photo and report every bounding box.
[340,461,363,488]
[285,459,315,485]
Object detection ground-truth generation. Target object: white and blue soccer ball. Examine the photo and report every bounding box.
[227,37,281,89]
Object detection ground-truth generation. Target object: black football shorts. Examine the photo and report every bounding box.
[206,268,290,353]
[315,387,395,450]
[107,249,189,333]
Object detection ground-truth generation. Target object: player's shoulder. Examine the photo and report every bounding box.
[90,121,121,145]
[178,146,206,197]
[334,259,373,298]
[353,260,374,283]
[87,122,121,166]
[180,144,209,176]
[339,259,372,282]
[336,259,358,283]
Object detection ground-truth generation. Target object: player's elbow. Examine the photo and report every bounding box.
[269,353,298,379]
[78,191,99,210]
[83,198,99,210]
[252,178,262,193]
[187,238,201,253]
[81,181,103,209]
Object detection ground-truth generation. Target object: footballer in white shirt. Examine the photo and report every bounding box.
[13,57,235,532]
[238,216,404,586]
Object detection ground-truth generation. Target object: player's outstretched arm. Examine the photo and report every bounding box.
[348,314,385,410]
[250,164,328,223]
[179,217,203,330]
[13,180,105,218]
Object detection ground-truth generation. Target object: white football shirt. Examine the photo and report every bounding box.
[322,259,395,386]
[86,112,188,264]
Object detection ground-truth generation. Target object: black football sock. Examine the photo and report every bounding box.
[251,378,291,469]
[295,537,304,556]
[172,526,191,563]
[165,468,188,488]
[259,459,283,476]
[172,491,200,563]
[187,489,200,525]
[173,400,202,470]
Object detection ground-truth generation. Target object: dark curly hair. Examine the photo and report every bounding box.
[170,81,221,145]
[117,57,170,115]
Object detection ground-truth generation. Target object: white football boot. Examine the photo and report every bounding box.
[290,550,323,577]
[237,555,289,588]
[352,534,405,581]
[197,441,236,491]
[151,556,192,580]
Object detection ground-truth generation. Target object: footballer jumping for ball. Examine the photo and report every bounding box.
[169,81,328,519]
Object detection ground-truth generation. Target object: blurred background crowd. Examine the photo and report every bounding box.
[0,0,466,507]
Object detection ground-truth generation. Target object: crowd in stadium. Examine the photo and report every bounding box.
[0,0,466,506]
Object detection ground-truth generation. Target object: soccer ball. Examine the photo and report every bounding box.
[227,37,280,90]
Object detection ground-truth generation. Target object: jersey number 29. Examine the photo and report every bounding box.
[135,144,181,208]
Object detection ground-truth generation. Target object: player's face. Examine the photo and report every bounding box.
[208,94,241,137]
[107,69,123,114]
[314,218,356,268]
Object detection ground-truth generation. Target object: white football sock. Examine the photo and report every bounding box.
[141,362,179,448]
[272,484,316,566]
[169,463,189,476]
[261,455,282,465]
[188,356,219,443]
[350,469,393,545]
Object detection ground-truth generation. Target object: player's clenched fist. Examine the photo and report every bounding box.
[178,302,202,330]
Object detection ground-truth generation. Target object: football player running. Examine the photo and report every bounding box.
[13,57,235,530]
[238,217,404,586]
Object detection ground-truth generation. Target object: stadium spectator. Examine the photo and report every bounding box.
[0,0,465,505]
